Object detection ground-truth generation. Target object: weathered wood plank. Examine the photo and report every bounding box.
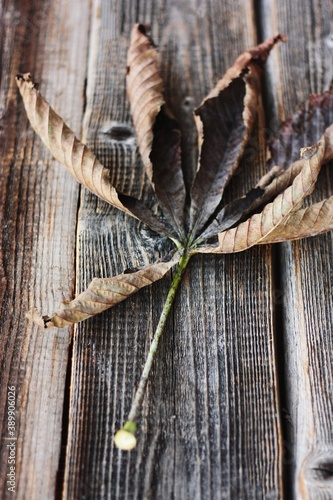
[0,0,90,497]
[63,1,282,498]
[260,1,333,498]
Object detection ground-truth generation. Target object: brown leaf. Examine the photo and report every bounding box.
[196,140,325,253]
[257,196,333,244]
[202,120,333,241]
[189,34,285,238]
[16,74,129,211]
[177,97,199,197]
[260,93,333,210]
[117,193,180,241]
[16,73,173,238]
[199,97,333,240]
[267,91,333,170]
[20,27,333,337]
[198,185,265,240]
[149,110,186,237]
[235,125,331,212]
[42,258,179,328]
[126,24,164,180]
[324,123,333,161]
[244,122,333,215]
[127,24,186,237]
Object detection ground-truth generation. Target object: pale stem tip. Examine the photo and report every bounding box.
[114,421,137,450]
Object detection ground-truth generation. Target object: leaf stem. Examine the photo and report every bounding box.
[114,249,191,450]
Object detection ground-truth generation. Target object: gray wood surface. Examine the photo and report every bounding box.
[0,0,90,498]
[261,1,333,498]
[0,0,332,499]
[63,1,281,499]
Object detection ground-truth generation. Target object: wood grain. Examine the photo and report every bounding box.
[0,0,90,497]
[62,0,282,498]
[261,0,333,498]
[6,1,331,498]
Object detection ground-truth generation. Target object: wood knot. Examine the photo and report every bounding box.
[303,452,333,485]
[100,122,135,144]
[310,461,333,481]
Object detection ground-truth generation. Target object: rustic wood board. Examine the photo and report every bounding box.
[261,0,333,498]
[63,1,282,498]
[3,0,332,499]
[0,0,90,498]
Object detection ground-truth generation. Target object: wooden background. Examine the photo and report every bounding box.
[1,0,333,498]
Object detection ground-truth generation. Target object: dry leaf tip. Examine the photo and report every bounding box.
[300,142,320,159]
[16,72,38,90]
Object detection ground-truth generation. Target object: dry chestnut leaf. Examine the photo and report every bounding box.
[17,24,333,449]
